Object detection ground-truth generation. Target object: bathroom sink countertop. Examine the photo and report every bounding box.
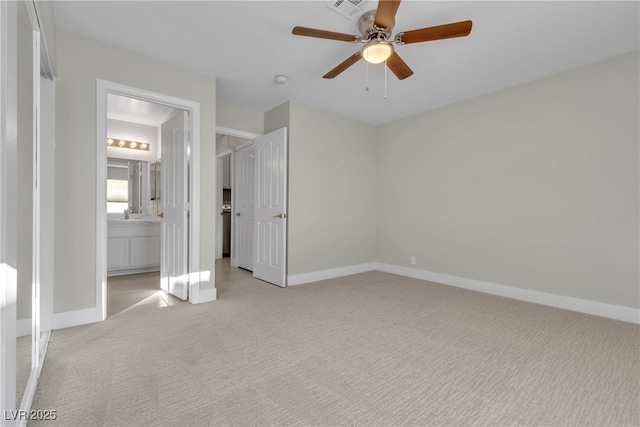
[108,217,161,223]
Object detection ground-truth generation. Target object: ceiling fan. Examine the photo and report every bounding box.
[292,0,472,80]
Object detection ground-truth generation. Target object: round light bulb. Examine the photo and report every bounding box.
[129,142,138,149]
[362,41,393,64]
[118,140,126,147]
[107,138,114,145]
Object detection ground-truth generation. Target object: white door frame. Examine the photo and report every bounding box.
[96,80,202,320]
[215,126,259,268]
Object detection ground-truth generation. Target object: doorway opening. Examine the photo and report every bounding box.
[96,80,202,321]
[214,127,289,288]
[104,94,186,317]
[215,131,255,265]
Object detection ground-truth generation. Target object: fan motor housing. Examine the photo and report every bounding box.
[358,10,393,41]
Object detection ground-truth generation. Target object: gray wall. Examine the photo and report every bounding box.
[54,30,217,313]
[287,102,377,275]
[217,101,264,135]
[264,101,290,135]
[377,51,639,308]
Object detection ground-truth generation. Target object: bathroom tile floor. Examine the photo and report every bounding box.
[107,272,184,318]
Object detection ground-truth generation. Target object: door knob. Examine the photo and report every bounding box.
[236,213,241,217]
[273,213,287,219]
[157,212,164,218]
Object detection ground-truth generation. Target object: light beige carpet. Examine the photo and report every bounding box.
[30,263,639,426]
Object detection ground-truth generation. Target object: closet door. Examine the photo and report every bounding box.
[235,143,255,271]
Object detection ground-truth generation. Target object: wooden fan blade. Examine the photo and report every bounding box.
[323,52,362,79]
[398,20,472,44]
[374,0,402,29]
[292,26,359,42]
[386,51,413,80]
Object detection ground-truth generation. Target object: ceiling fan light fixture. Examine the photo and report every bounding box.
[275,74,289,84]
[362,40,393,64]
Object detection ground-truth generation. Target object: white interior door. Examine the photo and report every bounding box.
[235,143,255,271]
[253,127,287,287]
[161,111,189,300]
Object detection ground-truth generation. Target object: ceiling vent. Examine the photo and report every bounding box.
[327,0,370,20]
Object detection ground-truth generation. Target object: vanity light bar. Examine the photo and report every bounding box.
[107,138,150,151]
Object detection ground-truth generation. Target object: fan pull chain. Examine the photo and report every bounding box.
[384,60,388,100]
[365,60,369,92]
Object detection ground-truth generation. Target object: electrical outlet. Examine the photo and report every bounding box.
[411,256,416,265]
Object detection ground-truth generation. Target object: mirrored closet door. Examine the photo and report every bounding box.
[14,0,55,417]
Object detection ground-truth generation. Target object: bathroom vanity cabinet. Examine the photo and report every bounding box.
[107,220,161,276]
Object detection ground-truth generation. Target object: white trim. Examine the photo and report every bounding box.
[96,80,203,319]
[52,308,100,330]
[287,263,377,286]
[189,108,201,303]
[287,261,639,324]
[17,330,50,427]
[193,287,217,304]
[376,263,640,324]
[96,81,108,322]
[216,126,260,140]
[107,267,160,277]
[189,280,200,304]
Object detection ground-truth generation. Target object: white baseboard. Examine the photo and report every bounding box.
[47,263,639,331]
[52,307,100,330]
[194,286,217,304]
[287,262,377,286]
[376,263,640,324]
[107,266,160,277]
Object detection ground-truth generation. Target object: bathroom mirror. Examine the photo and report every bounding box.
[107,158,149,215]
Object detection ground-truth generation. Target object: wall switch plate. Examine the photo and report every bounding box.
[411,256,416,265]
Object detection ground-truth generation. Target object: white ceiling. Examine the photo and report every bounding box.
[54,1,639,125]
[107,94,179,126]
